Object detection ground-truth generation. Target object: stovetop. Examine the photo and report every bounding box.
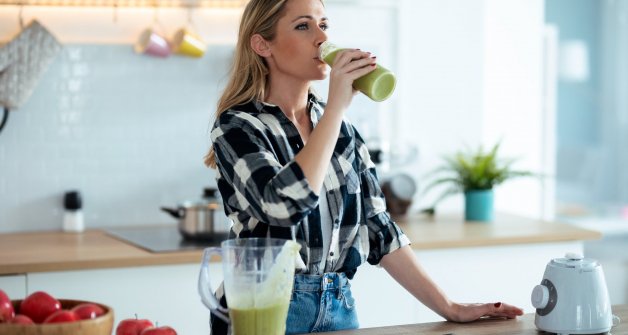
[105,225,224,253]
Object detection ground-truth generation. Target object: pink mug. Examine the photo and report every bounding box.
[134,28,171,58]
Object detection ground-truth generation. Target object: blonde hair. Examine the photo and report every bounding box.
[204,0,291,168]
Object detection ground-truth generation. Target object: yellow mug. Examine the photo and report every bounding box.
[171,28,206,58]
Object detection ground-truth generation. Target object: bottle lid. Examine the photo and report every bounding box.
[64,191,82,210]
[318,41,338,62]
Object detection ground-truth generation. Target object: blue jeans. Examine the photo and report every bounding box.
[286,273,359,334]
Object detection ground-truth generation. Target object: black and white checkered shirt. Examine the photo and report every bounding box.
[211,93,410,278]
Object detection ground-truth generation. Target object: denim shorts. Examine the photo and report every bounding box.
[209,272,359,335]
[286,272,359,334]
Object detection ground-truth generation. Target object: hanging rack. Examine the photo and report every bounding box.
[0,0,248,7]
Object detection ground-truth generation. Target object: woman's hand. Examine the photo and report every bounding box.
[326,49,376,112]
[446,302,524,323]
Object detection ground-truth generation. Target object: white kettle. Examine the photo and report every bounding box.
[531,253,620,334]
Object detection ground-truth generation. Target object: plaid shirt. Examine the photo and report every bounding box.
[211,94,410,279]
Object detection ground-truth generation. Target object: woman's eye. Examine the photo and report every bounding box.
[296,23,308,30]
[320,23,329,31]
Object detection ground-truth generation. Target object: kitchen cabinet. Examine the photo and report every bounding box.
[20,241,583,331]
[27,263,222,334]
[0,274,26,299]
[351,241,582,328]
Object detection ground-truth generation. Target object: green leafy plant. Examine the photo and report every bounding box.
[421,142,532,215]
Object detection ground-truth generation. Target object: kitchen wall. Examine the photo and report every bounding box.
[0,0,546,233]
[0,42,236,232]
[397,0,546,218]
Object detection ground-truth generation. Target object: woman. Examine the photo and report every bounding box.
[205,0,524,333]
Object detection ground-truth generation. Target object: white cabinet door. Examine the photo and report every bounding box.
[0,274,27,299]
[350,241,583,328]
[28,263,223,334]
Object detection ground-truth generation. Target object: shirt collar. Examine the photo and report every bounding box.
[250,91,325,125]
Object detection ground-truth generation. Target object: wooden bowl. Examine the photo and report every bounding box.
[0,299,114,335]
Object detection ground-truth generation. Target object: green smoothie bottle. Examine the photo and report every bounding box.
[319,41,397,102]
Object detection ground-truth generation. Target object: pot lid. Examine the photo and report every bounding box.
[180,200,221,210]
[550,252,599,270]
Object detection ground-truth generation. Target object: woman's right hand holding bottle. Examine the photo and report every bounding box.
[325,49,377,113]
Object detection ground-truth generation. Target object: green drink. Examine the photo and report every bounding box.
[230,303,291,335]
[319,41,397,102]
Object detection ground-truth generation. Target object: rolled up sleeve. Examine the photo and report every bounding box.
[352,128,410,265]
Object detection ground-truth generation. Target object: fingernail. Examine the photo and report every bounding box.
[494,302,502,308]
[370,63,376,67]
[371,56,377,59]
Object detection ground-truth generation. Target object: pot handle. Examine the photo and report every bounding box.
[613,314,621,327]
[161,206,184,219]
[198,247,230,324]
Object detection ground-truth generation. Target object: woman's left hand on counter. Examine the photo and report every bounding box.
[448,302,524,322]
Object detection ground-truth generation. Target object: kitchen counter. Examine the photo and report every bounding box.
[0,213,600,275]
[396,212,601,250]
[0,229,204,275]
[314,304,627,334]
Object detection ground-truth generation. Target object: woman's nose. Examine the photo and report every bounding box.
[316,28,328,47]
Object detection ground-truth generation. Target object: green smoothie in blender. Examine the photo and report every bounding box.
[229,303,290,335]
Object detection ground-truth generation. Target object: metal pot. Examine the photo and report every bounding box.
[161,188,231,241]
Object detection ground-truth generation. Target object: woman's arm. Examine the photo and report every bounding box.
[380,245,524,322]
[295,49,375,193]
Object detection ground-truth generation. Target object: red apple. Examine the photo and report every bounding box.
[116,317,155,335]
[140,326,178,335]
[10,314,34,324]
[43,309,80,323]
[20,291,61,323]
[0,289,15,323]
[72,303,105,320]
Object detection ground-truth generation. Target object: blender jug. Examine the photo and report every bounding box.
[198,238,301,335]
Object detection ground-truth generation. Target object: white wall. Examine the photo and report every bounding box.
[482,0,546,218]
[397,0,546,218]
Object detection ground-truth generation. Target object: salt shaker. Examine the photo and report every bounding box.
[63,190,84,233]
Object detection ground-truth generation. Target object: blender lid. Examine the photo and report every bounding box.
[550,252,599,269]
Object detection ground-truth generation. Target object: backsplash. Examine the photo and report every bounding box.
[0,44,233,232]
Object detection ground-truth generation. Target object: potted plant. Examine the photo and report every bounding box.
[421,142,532,222]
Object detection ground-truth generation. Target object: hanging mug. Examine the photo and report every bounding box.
[134,28,171,58]
[171,28,206,58]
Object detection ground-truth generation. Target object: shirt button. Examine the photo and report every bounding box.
[329,252,334,256]
[334,219,339,223]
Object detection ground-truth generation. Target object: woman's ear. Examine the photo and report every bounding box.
[250,34,271,57]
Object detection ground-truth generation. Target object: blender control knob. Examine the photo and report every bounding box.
[531,285,549,309]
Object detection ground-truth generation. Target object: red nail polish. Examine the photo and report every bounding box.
[371,56,377,59]
[494,302,502,308]
[370,63,376,67]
